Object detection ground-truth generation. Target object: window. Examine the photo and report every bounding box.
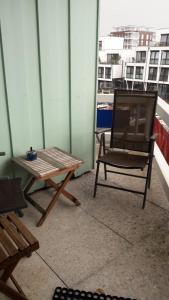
[148,67,157,81]
[126,66,134,78]
[99,41,102,50]
[146,34,149,39]
[150,51,159,64]
[160,34,169,46]
[161,51,169,65]
[105,67,111,79]
[158,84,169,100]
[159,68,169,81]
[146,41,148,46]
[136,51,146,63]
[98,67,104,78]
[135,67,144,79]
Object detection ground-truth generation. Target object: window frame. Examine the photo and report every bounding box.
[135,66,144,79]
[161,51,169,65]
[159,68,169,82]
[148,67,157,81]
[160,34,169,46]
[126,66,134,78]
[150,51,159,64]
[105,67,111,79]
[98,67,104,78]
[136,51,146,63]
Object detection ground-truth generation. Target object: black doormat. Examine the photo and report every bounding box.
[53,287,136,300]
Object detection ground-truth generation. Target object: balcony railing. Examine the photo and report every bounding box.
[149,59,159,64]
[159,75,168,82]
[161,59,169,65]
[154,97,169,200]
[98,73,104,79]
[148,74,157,81]
[126,74,133,79]
[136,59,146,63]
[135,74,143,79]
[159,42,169,47]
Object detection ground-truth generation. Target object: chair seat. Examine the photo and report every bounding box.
[98,150,148,169]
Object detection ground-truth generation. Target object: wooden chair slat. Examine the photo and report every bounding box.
[0,227,18,256]
[7,213,37,246]
[0,244,8,263]
[0,218,28,250]
[0,214,39,299]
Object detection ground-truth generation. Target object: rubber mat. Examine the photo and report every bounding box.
[53,287,137,300]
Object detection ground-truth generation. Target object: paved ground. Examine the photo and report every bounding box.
[1,162,169,300]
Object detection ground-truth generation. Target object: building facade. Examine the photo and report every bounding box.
[125,32,169,101]
[110,26,155,49]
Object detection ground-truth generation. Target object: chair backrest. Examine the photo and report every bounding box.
[110,89,158,152]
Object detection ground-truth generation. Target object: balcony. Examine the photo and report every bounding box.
[6,123,169,300]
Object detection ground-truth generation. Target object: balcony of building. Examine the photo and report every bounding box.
[2,95,167,300]
[1,2,169,300]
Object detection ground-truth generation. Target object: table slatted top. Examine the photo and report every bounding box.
[0,213,39,268]
[13,147,83,179]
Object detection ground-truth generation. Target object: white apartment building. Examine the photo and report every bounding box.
[98,36,135,93]
[125,31,169,101]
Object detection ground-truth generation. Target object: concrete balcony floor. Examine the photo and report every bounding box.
[1,161,169,300]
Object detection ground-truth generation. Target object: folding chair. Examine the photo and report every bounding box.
[94,89,158,209]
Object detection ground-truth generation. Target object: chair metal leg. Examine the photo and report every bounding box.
[93,162,100,198]
[148,156,153,189]
[142,164,151,209]
[104,163,107,180]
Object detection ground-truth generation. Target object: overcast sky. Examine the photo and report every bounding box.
[100,0,169,36]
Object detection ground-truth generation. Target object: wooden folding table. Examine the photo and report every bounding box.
[13,147,83,227]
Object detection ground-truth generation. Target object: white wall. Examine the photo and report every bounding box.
[99,36,124,50]
[112,65,123,78]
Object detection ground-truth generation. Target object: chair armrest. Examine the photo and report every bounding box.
[95,128,111,144]
[94,128,111,134]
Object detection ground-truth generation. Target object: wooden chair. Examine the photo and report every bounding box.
[94,89,158,209]
[0,212,39,300]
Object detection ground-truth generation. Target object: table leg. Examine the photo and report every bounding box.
[37,171,75,227]
[24,177,36,195]
[46,178,81,206]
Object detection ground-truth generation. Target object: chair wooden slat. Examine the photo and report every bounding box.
[7,213,38,246]
[0,244,8,263]
[0,218,28,250]
[0,227,18,256]
[0,214,39,300]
